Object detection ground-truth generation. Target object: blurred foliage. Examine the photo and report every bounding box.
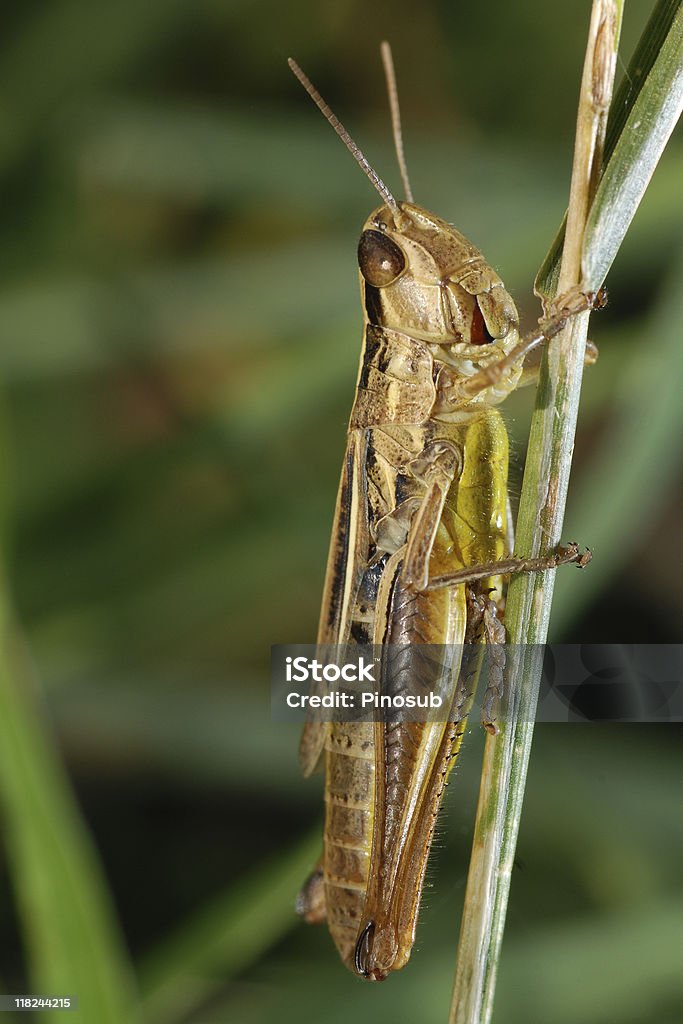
[0,1,681,1023]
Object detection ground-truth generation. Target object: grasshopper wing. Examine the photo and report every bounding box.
[299,432,369,776]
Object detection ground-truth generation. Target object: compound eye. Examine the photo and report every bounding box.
[358,229,406,287]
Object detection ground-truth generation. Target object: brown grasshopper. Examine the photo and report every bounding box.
[290,45,598,981]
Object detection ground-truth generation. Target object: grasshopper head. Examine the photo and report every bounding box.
[359,202,523,402]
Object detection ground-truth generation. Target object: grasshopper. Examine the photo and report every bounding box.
[290,45,598,981]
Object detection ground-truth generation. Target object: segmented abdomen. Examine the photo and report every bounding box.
[323,723,375,965]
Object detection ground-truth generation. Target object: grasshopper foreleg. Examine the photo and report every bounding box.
[442,286,606,405]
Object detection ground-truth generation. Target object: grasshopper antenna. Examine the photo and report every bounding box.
[380,41,414,203]
[288,57,401,217]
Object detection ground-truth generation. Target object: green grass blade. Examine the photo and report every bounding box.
[447,1,680,1020]
[536,0,683,298]
[0,595,141,1024]
[582,1,683,290]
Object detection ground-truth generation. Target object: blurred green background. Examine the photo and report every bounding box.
[0,1,681,1022]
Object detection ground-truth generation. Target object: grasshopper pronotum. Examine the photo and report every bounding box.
[290,45,598,981]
